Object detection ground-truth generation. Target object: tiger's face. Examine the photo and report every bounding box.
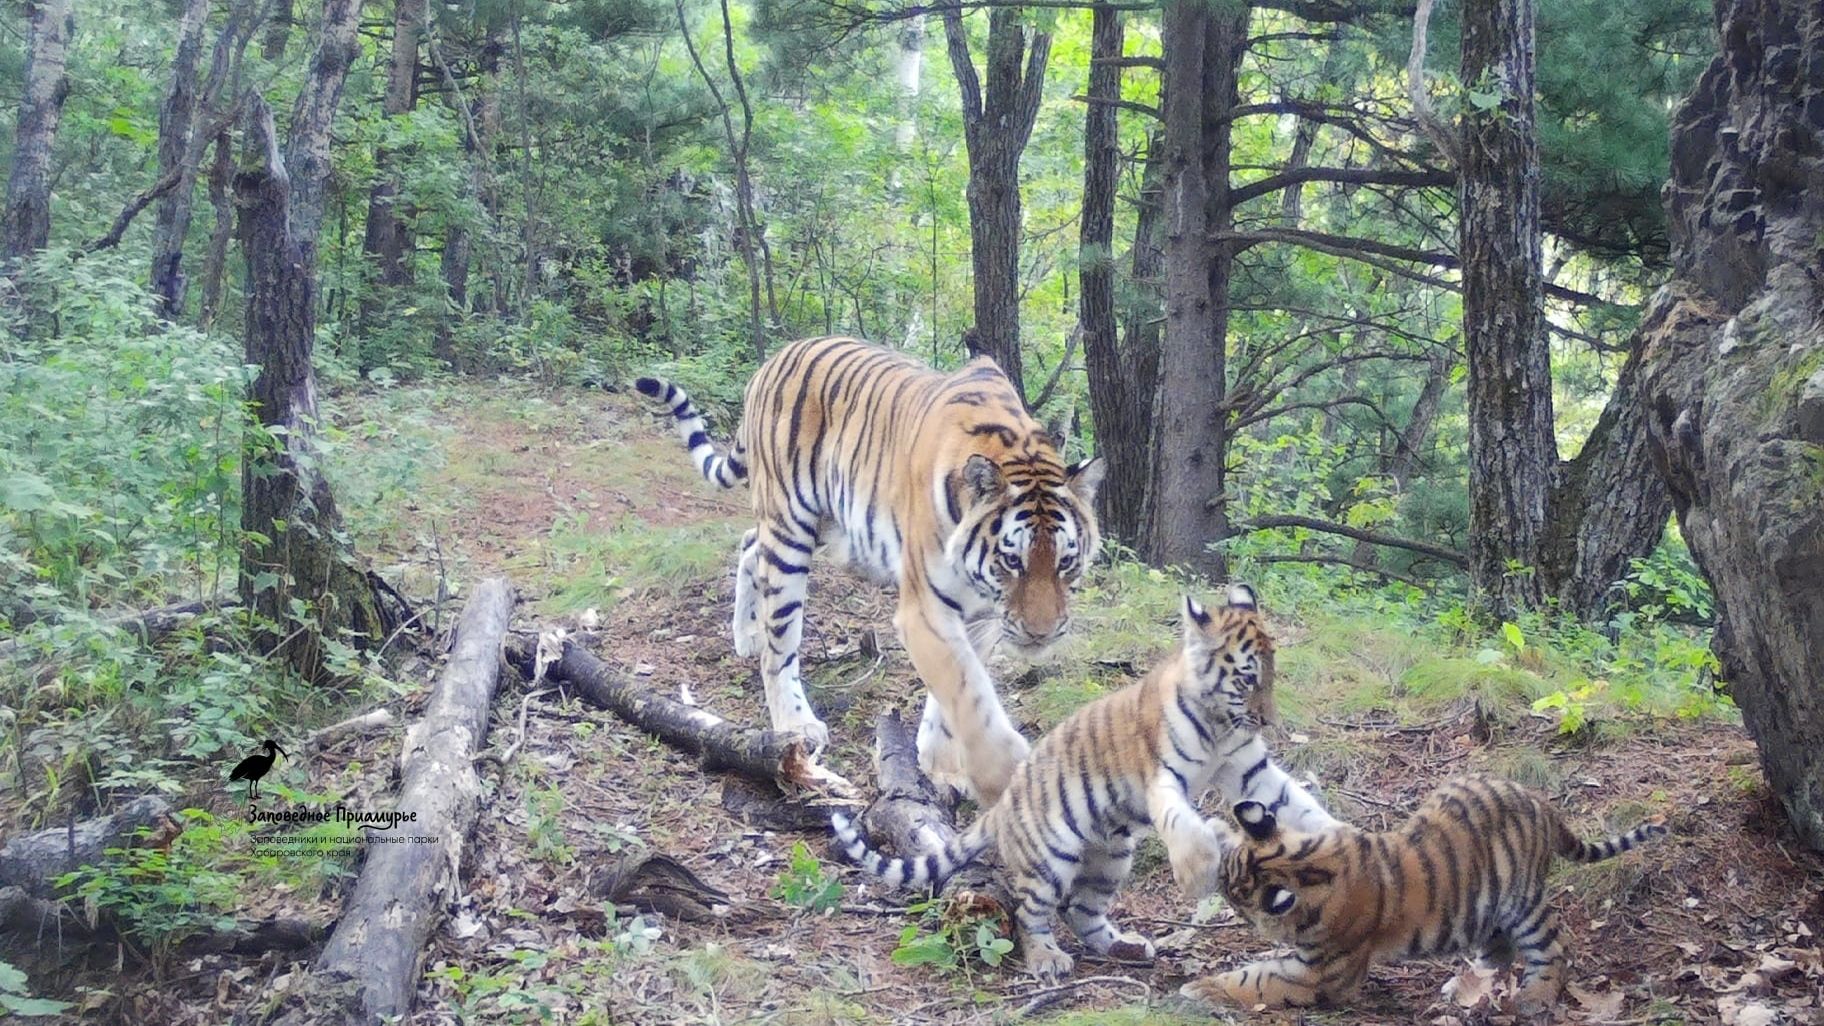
[946,452,1104,656]
[1180,585,1279,727]
[1217,802,1348,946]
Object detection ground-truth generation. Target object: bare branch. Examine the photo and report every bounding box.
[1230,165,1452,207]
[1069,93,1162,121]
[1237,514,1468,567]
[1407,0,1460,166]
[1251,553,1435,589]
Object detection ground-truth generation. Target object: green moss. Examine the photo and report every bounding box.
[1398,656,1552,712]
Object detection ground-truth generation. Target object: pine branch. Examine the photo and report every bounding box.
[1237,514,1467,567]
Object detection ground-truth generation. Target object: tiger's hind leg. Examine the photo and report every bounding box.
[1509,905,1568,1012]
[752,523,829,749]
[1180,955,1327,1009]
[731,529,760,657]
[1062,833,1154,963]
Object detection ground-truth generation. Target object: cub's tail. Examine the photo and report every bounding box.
[631,377,747,489]
[1559,816,1668,863]
[831,812,993,892]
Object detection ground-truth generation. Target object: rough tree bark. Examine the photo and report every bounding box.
[1149,0,1248,576]
[357,0,425,336]
[237,0,383,679]
[1,0,74,266]
[1640,0,1824,851]
[148,0,211,319]
[1460,0,1553,616]
[267,578,515,1026]
[1458,0,1673,620]
[197,130,236,329]
[1080,6,1158,549]
[944,7,1052,400]
[436,29,501,366]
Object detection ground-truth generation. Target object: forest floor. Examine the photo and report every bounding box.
[51,382,1824,1025]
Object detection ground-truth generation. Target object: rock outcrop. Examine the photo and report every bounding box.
[1640,0,1824,849]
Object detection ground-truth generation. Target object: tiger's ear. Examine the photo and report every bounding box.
[1233,801,1278,842]
[1180,594,1213,648]
[1226,582,1258,609]
[1066,456,1105,504]
[1263,885,1298,916]
[961,454,1007,507]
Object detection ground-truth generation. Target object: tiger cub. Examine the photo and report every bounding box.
[833,585,1339,979]
[1186,774,1668,1012]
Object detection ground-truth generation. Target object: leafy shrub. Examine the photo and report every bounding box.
[773,840,843,913]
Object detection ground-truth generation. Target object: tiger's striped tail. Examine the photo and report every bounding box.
[632,377,747,489]
[831,812,993,892]
[1560,816,1668,863]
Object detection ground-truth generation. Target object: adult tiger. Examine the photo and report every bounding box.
[634,336,1104,803]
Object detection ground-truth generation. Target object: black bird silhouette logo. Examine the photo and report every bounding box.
[229,739,287,800]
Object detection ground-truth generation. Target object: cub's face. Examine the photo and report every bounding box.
[1218,802,1347,946]
[1180,585,1279,727]
[947,452,1104,656]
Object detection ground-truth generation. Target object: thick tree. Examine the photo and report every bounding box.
[1,0,74,266]
[358,0,427,335]
[1148,0,1249,575]
[1459,0,1554,614]
[943,6,1051,399]
[1641,0,1824,851]
[238,0,391,677]
[1457,0,1673,619]
[148,0,211,320]
[1079,5,1157,548]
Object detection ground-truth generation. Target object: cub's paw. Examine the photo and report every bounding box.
[778,714,831,753]
[1021,941,1074,982]
[1104,931,1155,964]
[1179,971,1249,1009]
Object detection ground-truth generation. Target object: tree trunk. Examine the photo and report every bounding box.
[1148,0,1246,576]
[1120,133,1165,541]
[148,0,211,320]
[1,0,74,266]
[198,129,236,330]
[237,0,380,680]
[435,31,500,367]
[1640,0,1824,851]
[1351,347,1454,568]
[1460,0,1553,617]
[944,7,1051,400]
[358,0,424,336]
[1081,6,1155,548]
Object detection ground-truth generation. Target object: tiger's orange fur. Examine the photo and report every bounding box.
[835,586,1341,978]
[1185,774,1667,1012]
[636,337,1103,802]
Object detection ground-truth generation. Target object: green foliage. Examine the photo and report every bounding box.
[773,840,843,913]
[57,810,245,964]
[526,784,575,865]
[890,899,1013,975]
[0,961,69,1018]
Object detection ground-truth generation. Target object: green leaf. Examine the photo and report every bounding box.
[0,472,56,513]
[1501,622,1526,651]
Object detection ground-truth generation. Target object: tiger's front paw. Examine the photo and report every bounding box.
[1168,840,1222,897]
[778,712,831,752]
[1179,970,1261,1009]
[966,729,1029,805]
[1021,938,1073,981]
[1104,930,1156,963]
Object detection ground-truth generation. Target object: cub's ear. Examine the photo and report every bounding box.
[1065,456,1106,503]
[1232,801,1278,842]
[961,454,1006,506]
[1226,582,1258,609]
[1180,594,1212,646]
[1263,885,1298,916]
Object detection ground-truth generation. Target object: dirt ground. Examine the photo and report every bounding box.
[44,384,1824,1025]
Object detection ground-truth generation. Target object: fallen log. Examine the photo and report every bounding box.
[264,576,516,1026]
[0,796,175,898]
[853,710,1010,929]
[0,884,321,961]
[501,633,858,799]
[0,599,234,662]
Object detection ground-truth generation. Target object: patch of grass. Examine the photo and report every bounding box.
[1033,1004,1210,1026]
[1398,656,1551,714]
[790,989,878,1025]
[543,514,740,613]
[1279,734,1376,789]
[1025,670,1114,731]
[1477,745,1565,792]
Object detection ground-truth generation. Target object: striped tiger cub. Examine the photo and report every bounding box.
[1186,773,1668,1012]
[634,336,1104,804]
[833,585,1340,979]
